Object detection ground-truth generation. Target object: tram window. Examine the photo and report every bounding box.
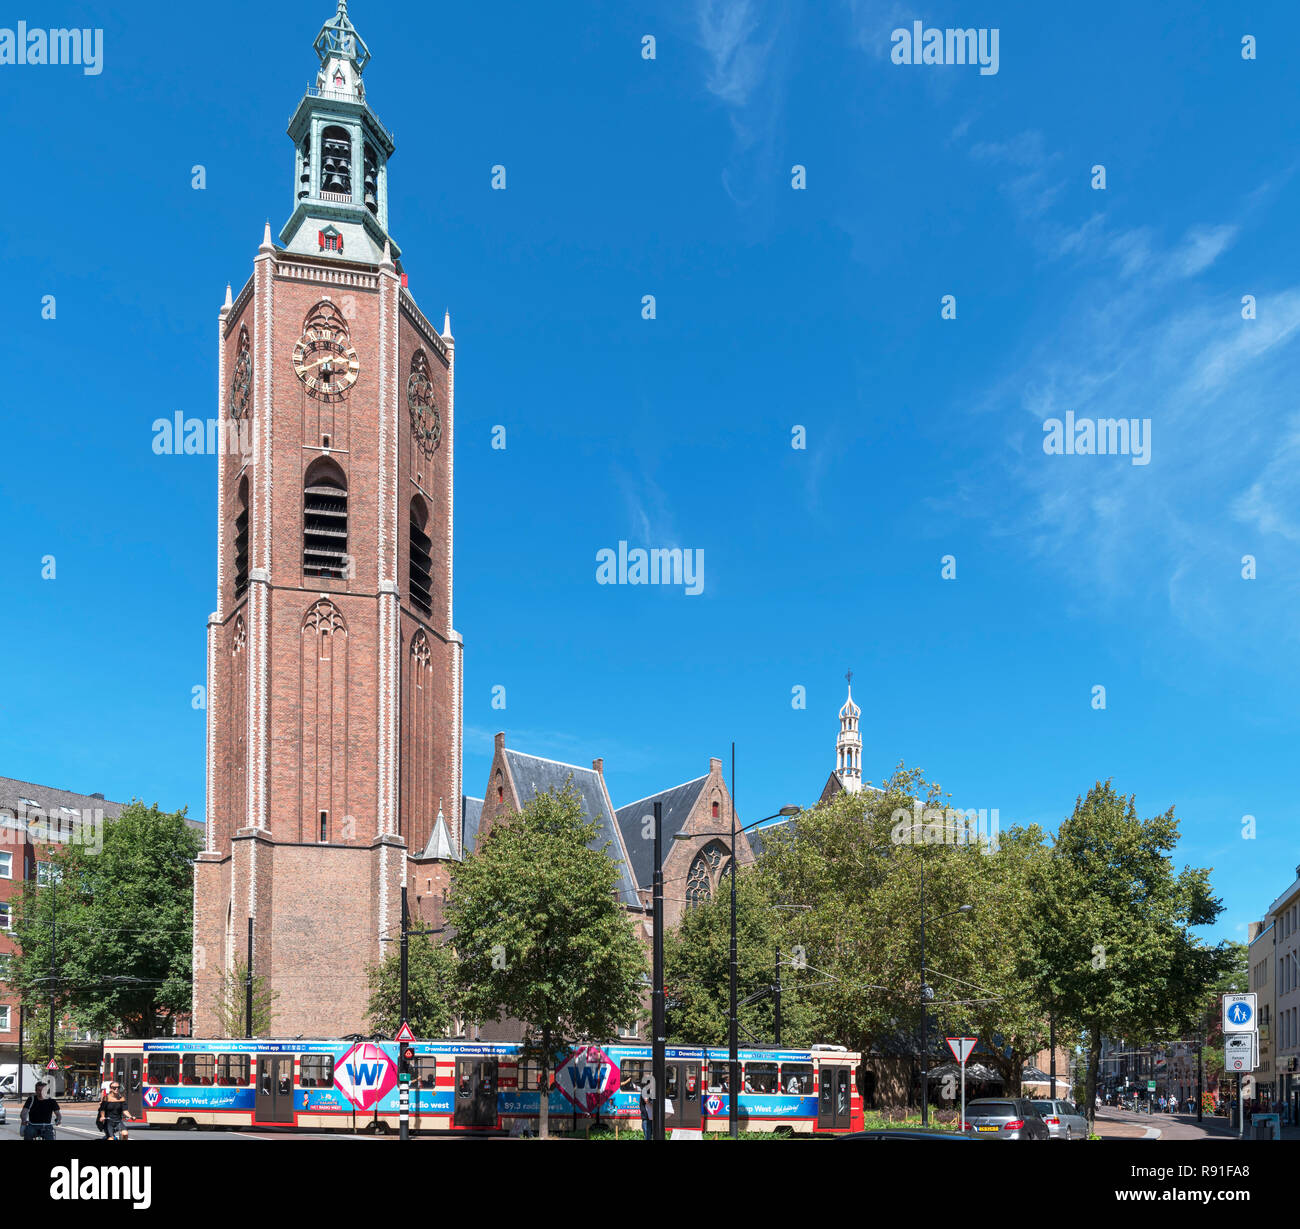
[517,1061,544,1091]
[217,1054,250,1086]
[708,1062,731,1093]
[745,1063,778,1094]
[619,1059,648,1092]
[665,1066,679,1102]
[300,1055,334,1088]
[416,1057,439,1089]
[150,1054,181,1086]
[781,1063,813,1095]
[260,1064,272,1095]
[182,1053,216,1085]
[820,1077,833,1111]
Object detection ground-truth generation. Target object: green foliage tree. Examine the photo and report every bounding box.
[366,933,459,1038]
[210,959,279,1037]
[447,783,647,1138]
[10,802,201,1039]
[663,865,816,1047]
[1029,781,1233,1129]
[757,767,1058,1092]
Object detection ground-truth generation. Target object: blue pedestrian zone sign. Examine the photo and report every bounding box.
[1223,994,1256,1033]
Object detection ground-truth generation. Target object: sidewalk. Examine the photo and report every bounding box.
[1096,1107,1300,1140]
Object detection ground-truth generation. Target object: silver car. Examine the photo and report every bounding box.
[1032,1098,1089,1140]
[962,1097,1051,1139]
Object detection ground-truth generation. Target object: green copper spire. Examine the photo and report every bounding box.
[314,1,371,75]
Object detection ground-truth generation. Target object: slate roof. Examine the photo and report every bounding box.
[461,796,483,857]
[0,776,202,837]
[502,751,641,907]
[420,807,459,861]
[613,776,709,891]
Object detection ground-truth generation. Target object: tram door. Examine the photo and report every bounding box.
[817,1064,852,1131]
[256,1055,296,1124]
[112,1053,143,1118]
[454,1058,498,1127]
[664,1060,703,1130]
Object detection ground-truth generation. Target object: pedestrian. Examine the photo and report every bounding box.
[97,1079,129,1140]
[638,1077,654,1140]
[20,1081,62,1141]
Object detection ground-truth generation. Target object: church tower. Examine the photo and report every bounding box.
[193,3,464,1036]
[835,674,863,794]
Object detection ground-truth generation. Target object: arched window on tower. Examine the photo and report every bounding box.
[711,800,720,820]
[233,475,250,600]
[320,126,352,198]
[303,458,348,579]
[409,495,432,616]
[364,142,379,214]
[298,135,311,199]
[685,839,731,910]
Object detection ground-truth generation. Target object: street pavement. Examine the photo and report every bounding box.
[1093,1105,1298,1140]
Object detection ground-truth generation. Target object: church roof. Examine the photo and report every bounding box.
[613,775,709,890]
[461,796,483,856]
[502,751,641,908]
[419,804,459,861]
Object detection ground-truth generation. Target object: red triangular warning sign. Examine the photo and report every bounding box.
[395,1021,415,1042]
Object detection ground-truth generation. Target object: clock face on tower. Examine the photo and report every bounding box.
[407,349,440,451]
[293,301,360,402]
[229,326,252,420]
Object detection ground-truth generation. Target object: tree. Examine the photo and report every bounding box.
[447,783,647,1138]
[1029,781,1233,1130]
[10,802,201,1039]
[366,933,459,1038]
[210,959,279,1037]
[663,865,816,1047]
[757,767,1058,1096]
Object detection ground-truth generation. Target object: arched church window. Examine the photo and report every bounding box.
[685,839,731,909]
[409,495,432,616]
[303,457,348,579]
[320,125,352,197]
[712,800,720,820]
[233,475,250,600]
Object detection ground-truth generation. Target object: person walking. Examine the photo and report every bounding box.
[638,1076,654,1140]
[20,1082,62,1140]
[97,1079,129,1140]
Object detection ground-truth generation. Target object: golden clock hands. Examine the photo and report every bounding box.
[300,352,340,370]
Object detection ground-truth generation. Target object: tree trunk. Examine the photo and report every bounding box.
[1084,1028,1102,1134]
[538,1026,550,1140]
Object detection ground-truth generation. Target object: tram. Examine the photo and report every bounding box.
[101,1037,863,1135]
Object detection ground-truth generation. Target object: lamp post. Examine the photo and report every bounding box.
[918,884,973,1126]
[674,800,798,1139]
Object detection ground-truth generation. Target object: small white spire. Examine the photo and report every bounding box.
[221,283,233,313]
[380,238,394,270]
[259,220,274,252]
[441,310,452,340]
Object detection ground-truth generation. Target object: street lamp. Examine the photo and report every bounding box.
[674,801,798,1139]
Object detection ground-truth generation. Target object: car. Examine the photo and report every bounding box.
[838,1127,994,1140]
[1031,1098,1089,1140]
[0,1101,6,1126]
[961,1097,1051,1139]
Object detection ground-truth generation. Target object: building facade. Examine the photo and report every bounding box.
[1267,867,1300,1121]
[193,4,464,1037]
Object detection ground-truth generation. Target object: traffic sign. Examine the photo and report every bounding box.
[45,1060,58,1071]
[1225,1032,1257,1073]
[1147,1080,1156,1092]
[395,1021,415,1043]
[1223,993,1257,1033]
[554,1044,620,1113]
[946,1037,977,1065]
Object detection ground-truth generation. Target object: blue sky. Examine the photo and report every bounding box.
[2,1,1298,945]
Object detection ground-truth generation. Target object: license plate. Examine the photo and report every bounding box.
[976,1125,998,1132]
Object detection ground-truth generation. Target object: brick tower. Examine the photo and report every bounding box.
[193,2,463,1036]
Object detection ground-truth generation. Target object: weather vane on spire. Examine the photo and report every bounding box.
[314,0,371,74]
[845,668,853,688]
